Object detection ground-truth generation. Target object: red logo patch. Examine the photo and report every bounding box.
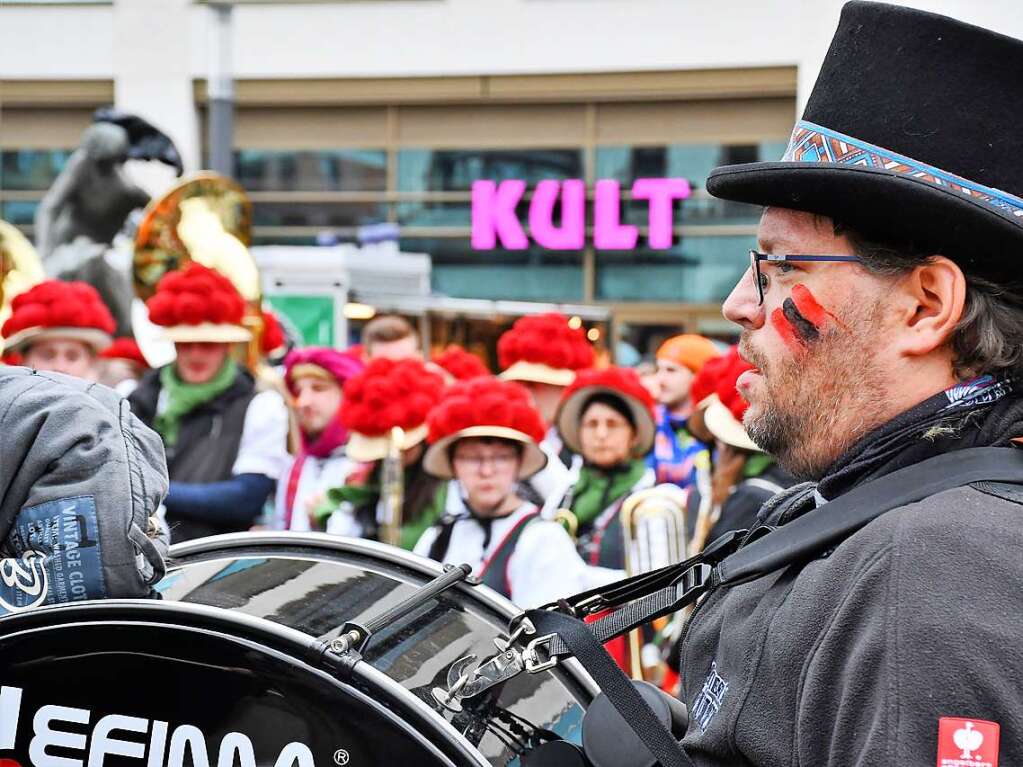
[937,717,1000,767]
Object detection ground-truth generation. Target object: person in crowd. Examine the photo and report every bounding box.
[687,347,794,554]
[273,347,364,532]
[678,4,1023,763]
[648,334,721,490]
[129,263,289,543]
[415,376,620,606]
[361,314,421,361]
[432,344,490,383]
[634,359,660,401]
[316,356,447,546]
[498,312,594,503]
[0,280,115,380]
[548,366,657,568]
[1,365,168,610]
[98,336,150,395]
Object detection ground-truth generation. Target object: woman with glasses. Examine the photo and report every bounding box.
[415,376,620,607]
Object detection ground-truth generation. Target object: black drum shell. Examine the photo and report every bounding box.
[0,600,484,767]
[160,533,597,766]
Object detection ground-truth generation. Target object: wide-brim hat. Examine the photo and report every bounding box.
[2,326,112,355]
[160,322,252,344]
[557,384,656,459]
[346,423,429,463]
[423,425,548,480]
[706,2,1023,286]
[704,399,761,453]
[499,361,575,387]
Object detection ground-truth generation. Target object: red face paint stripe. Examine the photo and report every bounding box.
[770,307,804,352]
[791,283,847,330]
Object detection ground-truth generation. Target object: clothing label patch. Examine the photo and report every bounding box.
[937,717,999,767]
[942,375,1012,411]
[1,495,107,614]
[691,661,729,732]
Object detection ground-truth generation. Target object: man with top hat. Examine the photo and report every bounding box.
[315,356,448,546]
[649,334,721,491]
[676,3,1023,764]
[274,347,364,532]
[498,312,594,502]
[415,376,620,606]
[0,280,115,380]
[128,263,289,543]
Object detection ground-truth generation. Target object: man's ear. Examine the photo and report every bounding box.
[894,256,966,358]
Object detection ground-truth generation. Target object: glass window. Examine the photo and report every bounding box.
[402,237,583,302]
[252,201,386,228]
[398,149,583,192]
[1,150,72,190]
[1,201,39,226]
[234,149,386,192]
[595,141,786,187]
[596,235,753,302]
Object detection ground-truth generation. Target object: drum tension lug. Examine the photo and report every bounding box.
[327,621,370,655]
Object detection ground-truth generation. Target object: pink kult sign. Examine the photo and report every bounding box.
[471,178,692,251]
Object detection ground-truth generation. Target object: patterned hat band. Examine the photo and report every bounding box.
[783,120,1023,220]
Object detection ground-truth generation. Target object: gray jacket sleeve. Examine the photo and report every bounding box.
[0,367,169,612]
[796,487,1023,766]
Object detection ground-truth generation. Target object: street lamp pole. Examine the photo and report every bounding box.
[207,1,234,177]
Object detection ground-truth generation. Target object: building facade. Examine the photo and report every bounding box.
[2,0,1018,348]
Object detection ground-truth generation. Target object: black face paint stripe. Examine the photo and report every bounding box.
[782,297,820,342]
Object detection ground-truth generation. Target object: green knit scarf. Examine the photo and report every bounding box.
[570,460,648,526]
[154,359,238,446]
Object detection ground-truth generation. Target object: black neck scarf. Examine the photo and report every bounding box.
[817,376,1023,501]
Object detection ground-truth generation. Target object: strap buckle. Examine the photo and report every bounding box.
[522,634,558,673]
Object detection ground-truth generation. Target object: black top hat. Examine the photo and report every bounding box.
[707,2,1023,286]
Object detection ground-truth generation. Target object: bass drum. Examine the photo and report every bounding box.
[0,599,486,767]
[159,532,598,765]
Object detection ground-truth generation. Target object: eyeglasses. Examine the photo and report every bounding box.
[749,250,863,306]
[452,453,519,471]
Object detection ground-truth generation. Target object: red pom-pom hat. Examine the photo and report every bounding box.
[555,366,657,458]
[100,337,150,369]
[145,263,251,344]
[702,349,761,452]
[340,357,445,462]
[423,376,548,480]
[432,344,490,382]
[1,280,115,354]
[261,308,286,356]
[497,313,594,387]
[688,347,735,411]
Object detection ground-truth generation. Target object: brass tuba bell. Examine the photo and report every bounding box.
[0,220,46,340]
[620,484,690,681]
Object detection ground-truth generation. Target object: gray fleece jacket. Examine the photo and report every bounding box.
[0,367,169,612]
[679,478,1023,766]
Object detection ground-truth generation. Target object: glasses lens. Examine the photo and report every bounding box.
[750,251,764,305]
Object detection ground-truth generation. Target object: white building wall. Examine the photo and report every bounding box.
[2,0,1023,158]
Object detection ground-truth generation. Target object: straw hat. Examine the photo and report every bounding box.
[145,263,251,344]
[1,280,114,355]
[702,352,762,453]
[340,357,445,462]
[555,367,657,459]
[423,377,547,480]
[498,313,593,386]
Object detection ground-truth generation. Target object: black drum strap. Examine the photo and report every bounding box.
[525,608,695,767]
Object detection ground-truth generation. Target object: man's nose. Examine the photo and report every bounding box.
[722,268,765,329]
